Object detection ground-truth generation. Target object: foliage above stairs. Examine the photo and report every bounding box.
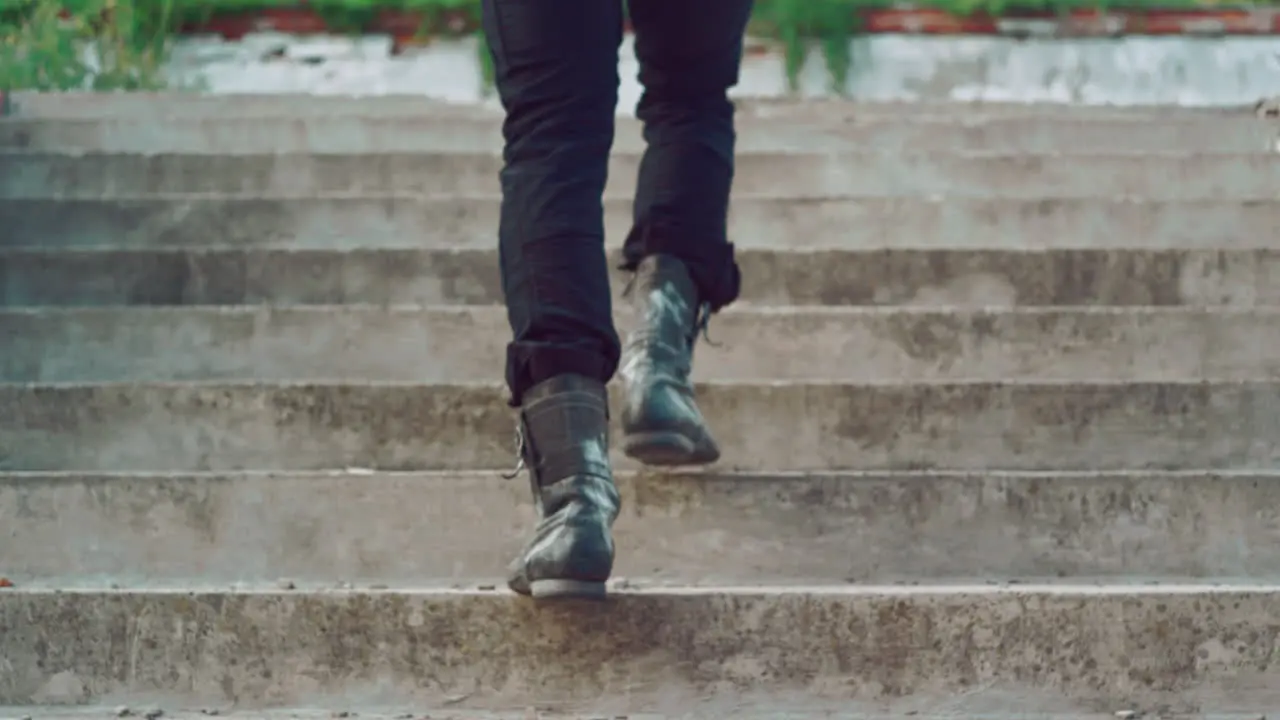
[4,0,1279,90]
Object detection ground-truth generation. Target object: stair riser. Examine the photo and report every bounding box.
[4,116,1276,154]
[6,471,1280,585]
[2,588,1276,711]
[3,153,1276,199]
[6,197,1275,252]
[3,382,1277,472]
[6,92,1256,119]
[6,307,1280,383]
[5,248,1277,308]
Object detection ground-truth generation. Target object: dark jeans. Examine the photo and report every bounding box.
[481,0,753,405]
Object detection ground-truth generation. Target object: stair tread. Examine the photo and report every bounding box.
[4,583,1278,712]
[5,111,1278,155]
[6,246,1276,309]
[5,151,1276,200]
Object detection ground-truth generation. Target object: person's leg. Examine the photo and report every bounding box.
[481,0,624,598]
[618,0,754,466]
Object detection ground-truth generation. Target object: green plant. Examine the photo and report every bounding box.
[749,0,1235,93]
[755,0,860,93]
[0,0,176,90]
[4,0,1273,94]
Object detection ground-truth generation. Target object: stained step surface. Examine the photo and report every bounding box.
[3,113,1277,153]
[1,586,1277,712]
[5,247,1278,308]
[4,151,1277,199]
[6,92,1261,118]
[6,306,1280,383]
[5,196,1276,251]
[3,380,1278,472]
[5,711,1143,720]
[5,469,1280,586]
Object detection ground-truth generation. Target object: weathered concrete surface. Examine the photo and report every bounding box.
[1,587,1278,712]
[5,196,1277,251]
[8,93,1258,119]
[6,247,1279,308]
[8,710,1095,720]
[0,707,798,712]
[3,114,1277,154]
[2,381,1278,472]
[6,469,1280,586]
[1,711,1163,720]
[7,98,1279,715]
[3,151,1278,199]
[153,33,1280,106]
[7,306,1280,383]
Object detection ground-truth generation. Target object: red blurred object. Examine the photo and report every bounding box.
[181,7,329,39]
[122,3,1280,40]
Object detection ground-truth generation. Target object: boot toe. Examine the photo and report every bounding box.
[506,563,532,596]
[622,383,720,466]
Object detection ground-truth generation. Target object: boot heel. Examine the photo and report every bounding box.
[529,579,609,599]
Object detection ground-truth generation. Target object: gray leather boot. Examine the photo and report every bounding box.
[619,254,721,466]
[505,373,620,599]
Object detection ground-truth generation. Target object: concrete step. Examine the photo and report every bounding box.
[2,707,1152,717]
[6,469,1280,586]
[6,306,1280,384]
[6,196,1276,251]
[2,380,1276,472]
[3,151,1276,199]
[6,711,1125,720]
[2,585,1277,712]
[7,92,1260,119]
[5,114,1278,154]
[4,246,1276,308]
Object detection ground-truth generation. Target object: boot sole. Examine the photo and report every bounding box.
[529,579,608,599]
[623,431,718,466]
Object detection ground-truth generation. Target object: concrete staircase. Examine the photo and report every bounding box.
[2,93,1280,718]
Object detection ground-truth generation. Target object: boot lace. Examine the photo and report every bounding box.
[693,301,719,347]
[500,422,528,480]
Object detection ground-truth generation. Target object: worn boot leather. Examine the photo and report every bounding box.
[619,254,721,466]
[506,373,620,599]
